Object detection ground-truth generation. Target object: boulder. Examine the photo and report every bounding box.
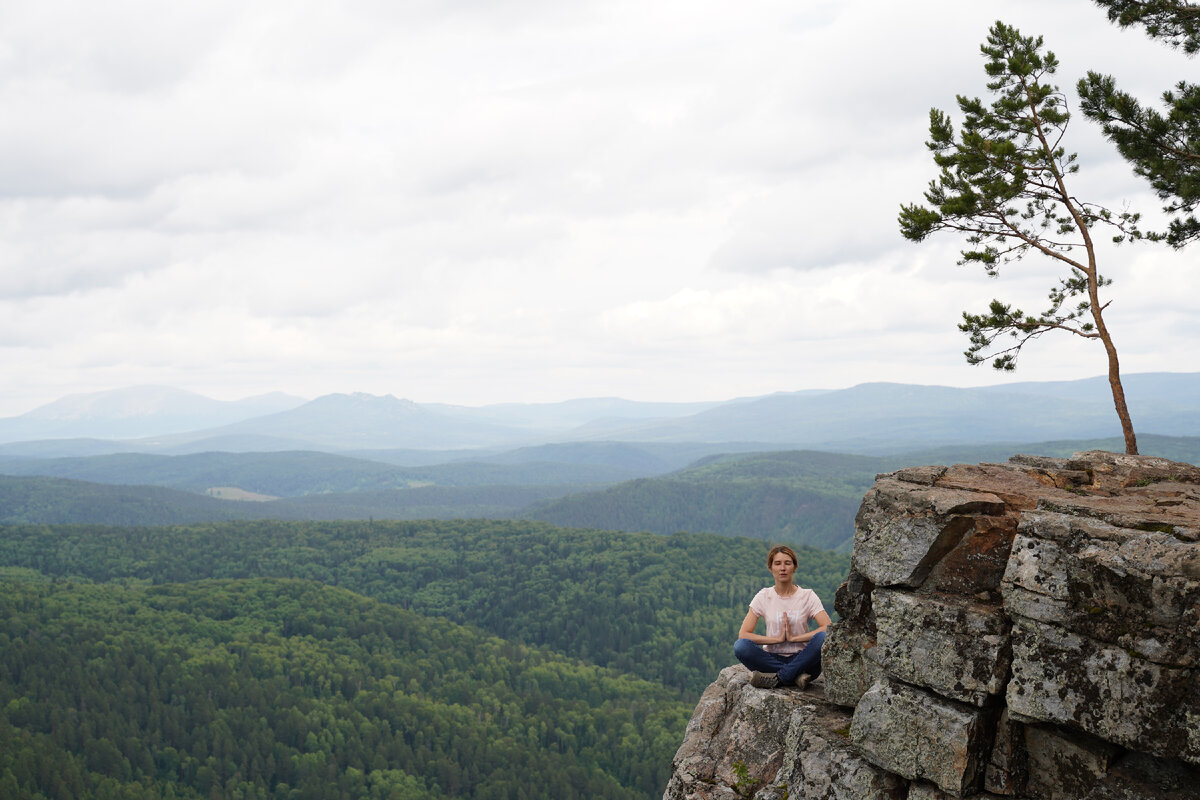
[872,589,1010,706]
[1007,621,1199,765]
[793,708,907,800]
[821,619,881,709]
[852,478,1005,588]
[663,666,809,800]
[849,678,995,795]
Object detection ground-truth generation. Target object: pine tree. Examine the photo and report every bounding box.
[1089,0,1200,52]
[1078,0,1200,246]
[899,21,1142,454]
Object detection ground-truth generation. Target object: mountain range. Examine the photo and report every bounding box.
[1,373,1197,457]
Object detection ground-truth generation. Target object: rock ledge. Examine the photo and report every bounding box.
[663,451,1200,800]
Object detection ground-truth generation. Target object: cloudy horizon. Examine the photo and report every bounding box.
[1,0,1194,417]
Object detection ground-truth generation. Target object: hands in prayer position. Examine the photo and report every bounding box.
[769,613,814,645]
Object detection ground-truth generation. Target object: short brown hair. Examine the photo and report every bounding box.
[766,545,798,567]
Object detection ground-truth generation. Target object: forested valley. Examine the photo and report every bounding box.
[8,436,1198,552]
[0,519,850,799]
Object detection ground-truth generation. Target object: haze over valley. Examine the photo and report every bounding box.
[3,373,1198,553]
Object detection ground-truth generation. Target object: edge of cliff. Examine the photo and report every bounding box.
[663,451,1200,800]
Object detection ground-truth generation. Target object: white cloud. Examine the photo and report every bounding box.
[0,0,1195,416]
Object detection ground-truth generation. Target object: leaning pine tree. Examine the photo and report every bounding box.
[899,21,1143,454]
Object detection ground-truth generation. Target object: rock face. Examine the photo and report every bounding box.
[662,451,1200,800]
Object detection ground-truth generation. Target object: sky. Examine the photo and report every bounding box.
[0,0,1195,416]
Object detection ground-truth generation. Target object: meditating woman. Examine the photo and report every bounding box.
[733,544,830,689]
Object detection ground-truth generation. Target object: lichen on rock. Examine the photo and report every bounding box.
[661,451,1200,800]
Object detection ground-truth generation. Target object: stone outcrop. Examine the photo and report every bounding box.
[662,451,1200,800]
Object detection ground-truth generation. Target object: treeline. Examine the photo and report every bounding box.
[0,450,641,497]
[0,571,690,800]
[521,439,1200,552]
[521,450,886,551]
[0,476,582,527]
[523,478,860,551]
[0,476,250,526]
[6,439,1198,549]
[0,520,850,698]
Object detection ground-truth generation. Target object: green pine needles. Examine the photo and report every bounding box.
[1089,0,1200,54]
[1079,0,1200,246]
[899,21,1141,454]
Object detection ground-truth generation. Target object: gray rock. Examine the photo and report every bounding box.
[822,619,882,709]
[833,570,875,628]
[906,782,1009,800]
[852,478,1006,588]
[1023,724,1120,800]
[872,589,1010,706]
[849,678,994,795]
[1007,621,1199,765]
[662,452,1200,800]
[794,708,907,800]
[984,709,1029,796]
[1003,512,1200,666]
[663,666,809,800]
[1084,751,1200,799]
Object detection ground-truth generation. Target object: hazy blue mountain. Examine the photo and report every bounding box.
[145,392,545,450]
[0,386,305,442]
[1,373,1196,456]
[458,441,773,473]
[133,396,734,452]
[0,438,140,458]
[567,373,1200,453]
[425,396,725,428]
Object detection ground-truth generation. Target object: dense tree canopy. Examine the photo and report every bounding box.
[0,519,850,698]
[0,571,690,800]
[0,519,851,798]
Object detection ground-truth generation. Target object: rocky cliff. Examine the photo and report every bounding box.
[663,451,1200,799]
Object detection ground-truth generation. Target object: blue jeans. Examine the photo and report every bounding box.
[734,631,825,686]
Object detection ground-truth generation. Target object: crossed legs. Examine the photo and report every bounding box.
[733,631,825,686]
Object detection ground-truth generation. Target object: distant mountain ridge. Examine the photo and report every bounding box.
[0,372,1197,456]
[571,375,1200,450]
[0,385,306,441]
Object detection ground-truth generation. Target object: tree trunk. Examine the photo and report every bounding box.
[1104,345,1138,455]
[1079,258,1137,454]
[1090,305,1138,454]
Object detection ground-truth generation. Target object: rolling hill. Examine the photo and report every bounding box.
[2,372,1198,456]
[6,435,1198,550]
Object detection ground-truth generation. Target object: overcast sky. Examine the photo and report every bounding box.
[0,0,1194,416]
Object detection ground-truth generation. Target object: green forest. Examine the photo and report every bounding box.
[0,519,851,799]
[4,436,1199,552]
[7,436,1200,551]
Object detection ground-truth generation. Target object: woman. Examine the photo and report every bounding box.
[733,544,830,690]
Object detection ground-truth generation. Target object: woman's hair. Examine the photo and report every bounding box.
[766,545,798,567]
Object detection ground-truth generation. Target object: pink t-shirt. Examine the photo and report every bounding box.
[749,586,826,655]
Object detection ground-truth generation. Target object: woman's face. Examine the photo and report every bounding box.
[770,553,796,583]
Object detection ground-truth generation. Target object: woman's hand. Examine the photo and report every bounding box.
[782,614,802,642]
[783,611,831,643]
[737,610,786,645]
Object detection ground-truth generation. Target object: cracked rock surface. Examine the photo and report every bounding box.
[663,451,1200,800]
